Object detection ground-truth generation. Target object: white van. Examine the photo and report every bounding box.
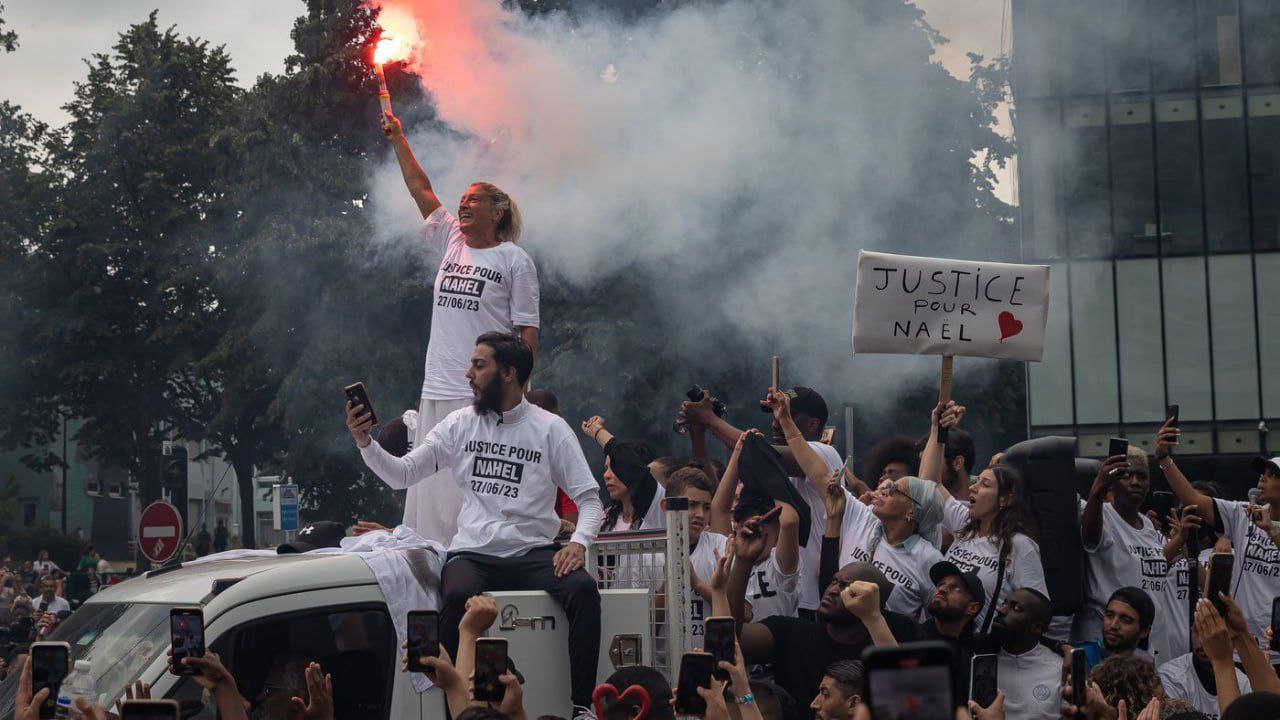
[0,521,693,720]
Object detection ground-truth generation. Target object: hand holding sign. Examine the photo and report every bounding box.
[852,251,1050,361]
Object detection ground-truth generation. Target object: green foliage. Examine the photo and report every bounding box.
[1,526,85,571]
[0,4,17,53]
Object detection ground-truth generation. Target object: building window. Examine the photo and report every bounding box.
[1243,0,1280,85]
[1063,107,1111,258]
[22,501,37,527]
[1109,96,1157,258]
[107,481,124,499]
[1257,254,1280,417]
[1248,97,1280,250]
[1029,261,1074,426]
[1162,256,1214,420]
[1115,259,1165,423]
[1070,261,1120,424]
[1208,254,1260,419]
[1152,0,1198,91]
[85,475,101,497]
[1155,95,1206,256]
[1201,92,1250,252]
[1198,0,1241,86]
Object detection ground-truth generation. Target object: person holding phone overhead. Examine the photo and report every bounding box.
[1156,417,1280,661]
[380,109,540,547]
[347,333,600,719]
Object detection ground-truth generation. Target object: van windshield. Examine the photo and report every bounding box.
[0,602,176,715]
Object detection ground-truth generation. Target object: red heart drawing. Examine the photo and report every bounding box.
[997,311,1023,343]
[593,683,651,720]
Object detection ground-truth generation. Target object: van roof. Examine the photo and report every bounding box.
[89,553,377,607]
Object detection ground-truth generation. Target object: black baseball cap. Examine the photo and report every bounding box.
[929,561,986,613]
[761,386,829,426]
[277,521,347,554]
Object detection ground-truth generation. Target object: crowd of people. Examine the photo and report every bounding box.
[0,548,117,677]
[16,107,1280,719]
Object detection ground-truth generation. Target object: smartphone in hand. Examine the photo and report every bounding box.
[344,382,380,427]
[1166,404,1180,427]
[1206,553,1234,616]
[30,641,70,720]
[1150,491,1176,524]
[674,652,715,716]
[864,642,954,720]
[969,653,998,708]
[1069,648,1087,720]
[119,700,181,720]
[406,610,439,673]
[473,638,508,703]
[169,607,205,676]
[704,617,736,681]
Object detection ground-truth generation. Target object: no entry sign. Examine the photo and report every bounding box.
[139,501,184,564]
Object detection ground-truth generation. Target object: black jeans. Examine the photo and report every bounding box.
[440,546,601,709]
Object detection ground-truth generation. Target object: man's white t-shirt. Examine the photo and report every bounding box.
[360,398,600,556]
[745,547,801,622]
[420,208,540,400]
[1158,653,1251,720]
[789,441,844,611]
[941,496,1049,630]
[997,643,1062,720]
[35,595,71,615]
[838,497,943,618]
[1077,501,1190,665]
[1213,499,1280,658]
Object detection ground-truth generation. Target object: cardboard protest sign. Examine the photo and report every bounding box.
[852,251,1050,361]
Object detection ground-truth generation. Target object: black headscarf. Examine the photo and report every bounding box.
[735,432,812,546]
[602,438,659,531]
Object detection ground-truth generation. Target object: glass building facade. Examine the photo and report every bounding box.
[1012,0,1280,458]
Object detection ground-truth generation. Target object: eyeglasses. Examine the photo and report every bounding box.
[877,481,922,510]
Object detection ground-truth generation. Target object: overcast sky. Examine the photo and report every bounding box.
[0,0,1011,196]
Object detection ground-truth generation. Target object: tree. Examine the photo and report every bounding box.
[1,14,241,515]
[0,4,17,53]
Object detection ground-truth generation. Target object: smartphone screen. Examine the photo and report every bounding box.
[703,617,735,680]
[1070,649,1087,719]
[1271,597,1280,653]
[1206,553,1234,615]
[30,642,70,720]
[864,642,954,720]
[1166,404,1180,427]
[169,608,205,675]
[473,638,508,703]
[675,652,715,715]
[119,700,180,720]
[1108,437,1128,460]
[343,382,379,427]
[969,653,998,708]
[406,611,439,673]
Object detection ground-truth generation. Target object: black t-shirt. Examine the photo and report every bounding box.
[918,621,979,707]
[761,613,919,718]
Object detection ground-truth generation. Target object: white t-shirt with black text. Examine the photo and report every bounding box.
[745,547,801,622]
[1158,652,1251,720]
[789,441,845,611]
[838,497,943,618]
[1213,499,1280,659]
[689,531,730,647]
[420,208,540,400]
[941,496,1049,629]
[1077,500,1190,665]
[359,398,600,556]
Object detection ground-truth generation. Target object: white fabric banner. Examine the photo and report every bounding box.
[852,250,1050,361]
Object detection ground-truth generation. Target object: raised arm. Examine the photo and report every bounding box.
[1154,419,1216,525]
[711,432,748,536]
[579,416,614,449]
[774,501,800,575]
[711,537,775,664]
[381,111,442,219]
[348,399,439,490]
[1221,594,1280,695]
[681,390,808,476]
[919,401,963,502]
[767,389,836,497]
[1081,455,1128,550]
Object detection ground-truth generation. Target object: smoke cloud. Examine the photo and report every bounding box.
[365,0,1018,449]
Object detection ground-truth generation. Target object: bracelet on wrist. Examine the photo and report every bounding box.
[737,693,755,705]
[593,428,604,442]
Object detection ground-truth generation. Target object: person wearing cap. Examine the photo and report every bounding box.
[683,382,843,619]
[347,332,603,718]
[919,562,984,705]
[277,521,348,554]
[1076,440,1190,666]
[1073,587,1156,671]
[776,388,943,619]
[1156,418,1280,660]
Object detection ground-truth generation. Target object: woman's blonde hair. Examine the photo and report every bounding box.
[474,182,522,244]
